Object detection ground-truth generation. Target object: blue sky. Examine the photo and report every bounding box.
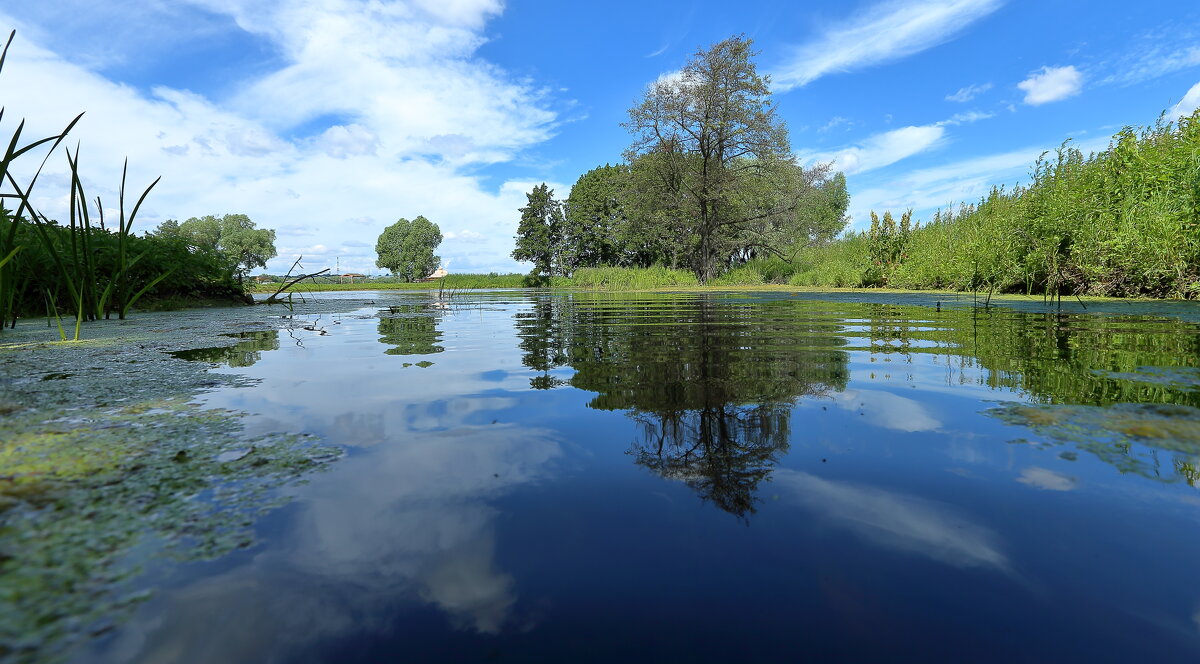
[2,0,1198,275]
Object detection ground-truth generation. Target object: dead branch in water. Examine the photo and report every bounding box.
[264,256,329,304]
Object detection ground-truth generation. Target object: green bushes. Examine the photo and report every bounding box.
[795,110,1200,298]
[0,213,244,325]
[569,266,699,289]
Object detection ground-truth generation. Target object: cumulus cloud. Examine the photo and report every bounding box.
[772,0,1004,91]
[1171,80,1200,118]
[1017,65,1083,105]
[945,82,993,102]
[0,1,562,275]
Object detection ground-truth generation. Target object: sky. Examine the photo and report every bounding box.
[2,0,1199,276]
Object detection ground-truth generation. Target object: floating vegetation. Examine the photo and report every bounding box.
[0,312,343,662]
[1091,366,1200,393]
[991,402,1200,485]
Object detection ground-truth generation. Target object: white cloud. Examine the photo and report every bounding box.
[1171,80,1200,119]
[772,0,1004,91]
[1017,467,1078,491]
[800,124,945,175]
[833,389,941,432]
[0,2,562,275]
[819,116,851,133]
[1099,27,1200,87]
[444,229,485,242]
[945,82,992,102]
[1017,65,1083,105]
[938,110,994,126]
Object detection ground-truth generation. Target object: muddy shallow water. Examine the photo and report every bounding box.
[4,289,1200,662]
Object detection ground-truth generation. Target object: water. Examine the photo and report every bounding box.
[79,290,1200,662]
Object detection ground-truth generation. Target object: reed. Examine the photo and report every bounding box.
[0,31,175,337]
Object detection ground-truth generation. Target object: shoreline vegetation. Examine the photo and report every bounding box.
[495,35,1199,300]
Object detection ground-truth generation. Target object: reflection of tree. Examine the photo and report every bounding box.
[378,303,444,356]
[630,403,792,517]
[171,330,280,367]
[514,297,569,389]
[516,294,850,517]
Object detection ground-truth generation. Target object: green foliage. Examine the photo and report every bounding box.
[795,111,1200,298]
[562,164,634,271]
[624,35,799,283]
[568,266,699,289]
[161,213,277,283]
[864,210,913,286]
[375,215,442,282]
[789,234,870,288]
[511,184,564,277]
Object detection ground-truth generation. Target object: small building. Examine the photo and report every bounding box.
[341,273,367,283]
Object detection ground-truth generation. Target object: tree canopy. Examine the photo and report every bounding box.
[511,183,564,277]
[623,35,842,282]
[375,215,442,282]
[157,214,277,282]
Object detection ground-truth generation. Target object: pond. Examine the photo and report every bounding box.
[7,290,1200,661]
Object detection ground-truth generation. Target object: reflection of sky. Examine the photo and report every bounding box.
[832,388,941,432]
[772,470,1010,573]
[87,424,562,663]
[78,293,1200,661]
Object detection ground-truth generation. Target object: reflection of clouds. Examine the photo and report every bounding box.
[1017,467,1078,492]
[773,470,1009,572]
[418,536,515,634]
[834,388,940,432]
[88,425,561,662]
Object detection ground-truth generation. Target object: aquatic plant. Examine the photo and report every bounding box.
[0,31,195,337]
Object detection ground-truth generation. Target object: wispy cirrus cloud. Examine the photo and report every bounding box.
[799,109,994,176]
[1097,25,1200,87]
[1018,65,1083,105]
[946,82,992,102]
[771,0,1004,91]
[800,124,945,175]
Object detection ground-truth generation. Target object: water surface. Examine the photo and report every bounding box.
[80,290,1200,662]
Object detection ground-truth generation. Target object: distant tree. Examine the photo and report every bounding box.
[161,213,277,282]
[511,183,564,277]
[375,215,442,282]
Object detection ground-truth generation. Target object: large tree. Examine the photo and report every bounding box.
[375,215,442,282]
[161,213,277,282]
[511,183,564,277]
[624,35,818,282]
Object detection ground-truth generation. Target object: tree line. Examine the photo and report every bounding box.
[513,36,849,284]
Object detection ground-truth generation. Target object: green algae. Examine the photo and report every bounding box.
[990,402,1200,484]
[1091,366,1200,393]
[0,301,358,663]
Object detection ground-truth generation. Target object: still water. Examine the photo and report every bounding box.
[82,290,1200,662]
